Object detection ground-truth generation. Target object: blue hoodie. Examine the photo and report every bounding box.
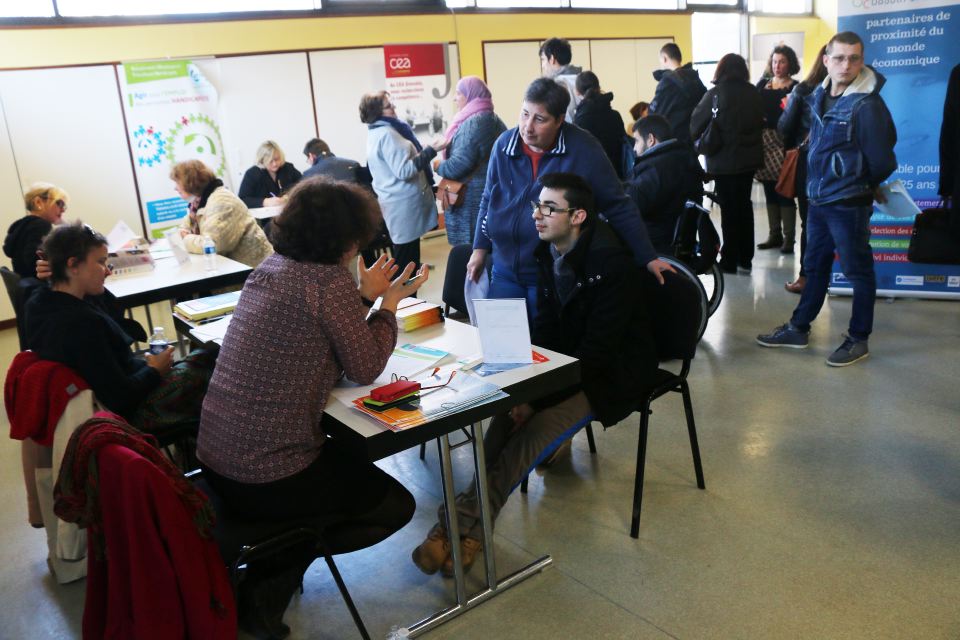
[473,123,656,286]
[805,66,897,206]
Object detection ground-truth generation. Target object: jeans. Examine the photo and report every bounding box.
[438,391,593,540]
[790,201,876,341]
[714,172,756,270]
[489,265,539,320]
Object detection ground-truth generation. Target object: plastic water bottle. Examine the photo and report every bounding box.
[202,235,217,271]
[148,327,168,355]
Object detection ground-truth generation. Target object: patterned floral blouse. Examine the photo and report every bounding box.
[197,253,397,483]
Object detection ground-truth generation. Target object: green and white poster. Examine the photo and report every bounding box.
[119,60,229,239]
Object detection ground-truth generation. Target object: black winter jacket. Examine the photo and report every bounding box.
[24,287,161,419]
[4,215,51,279]
[940,63,960,200]
[649,63,708,145]
[626,140,705,253]
[237,162,302,208]
[532,219,658,427]
[690,79,765,176]
[574,92,628,179]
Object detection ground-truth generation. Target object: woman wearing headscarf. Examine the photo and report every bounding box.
[434,76,507,245]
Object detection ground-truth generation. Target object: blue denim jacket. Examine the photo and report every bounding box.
[804,66,897,206]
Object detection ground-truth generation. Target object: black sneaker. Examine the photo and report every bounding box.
[756,323,809,348]
[826,335,869,367]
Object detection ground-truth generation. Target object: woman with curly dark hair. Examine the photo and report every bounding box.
[755,45,801,254]
[198,176,425,536]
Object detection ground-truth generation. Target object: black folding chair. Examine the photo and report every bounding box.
[630,268,707,538]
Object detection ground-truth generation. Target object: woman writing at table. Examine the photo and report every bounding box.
[24,222,213,430]
[172,159,273,268]
[237,140,302,209]
[197,178,425,549]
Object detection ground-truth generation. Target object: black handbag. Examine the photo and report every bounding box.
[907,201,960,264]
[695,94,722,157]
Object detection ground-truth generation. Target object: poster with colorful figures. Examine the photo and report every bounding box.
[119,60,229,239]
[833,0,960,299]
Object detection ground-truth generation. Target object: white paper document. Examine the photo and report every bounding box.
[163,228,191,264]
[875,180,922,218]
[473,299,533,365]
[190,315,233,345]
[106,220,139,253]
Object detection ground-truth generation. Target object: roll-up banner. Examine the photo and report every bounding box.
[119,60,230,239]
[383,43,454,146]
[832,0,960,299]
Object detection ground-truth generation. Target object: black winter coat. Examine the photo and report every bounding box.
[690,80,765,176]
[237,162,302,208]
[24,287,161,419]
[532,220,658,427]
[627,140,705,253]
[574,92,628,179]
[649,63,708,145]
[940,63,960,201]
[3,215,51,279]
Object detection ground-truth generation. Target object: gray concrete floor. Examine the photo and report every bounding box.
[1,207,958,639]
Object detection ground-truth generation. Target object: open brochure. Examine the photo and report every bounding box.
[352,371,507,431]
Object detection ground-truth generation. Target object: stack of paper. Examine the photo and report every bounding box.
[352,372,506,431]
[189,315,233,346]
[174,291,241,321]
[395,298,443,332]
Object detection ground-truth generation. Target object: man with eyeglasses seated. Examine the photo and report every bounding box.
[412,172,658,578]
[757,31,897,367]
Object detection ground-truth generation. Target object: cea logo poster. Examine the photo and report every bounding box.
[383,44,455,144]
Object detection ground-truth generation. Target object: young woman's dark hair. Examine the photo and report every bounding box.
[524,78,571,120]
[803,45,829,88]
[540,172,596,224]
[270,177,381,264]
[575,71,601,99]
[41,221,108,284]
[713,53,750,84]
[764,45,802,78]
[539,38,572,65]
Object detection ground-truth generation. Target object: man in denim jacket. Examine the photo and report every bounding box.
[757,31,897,367]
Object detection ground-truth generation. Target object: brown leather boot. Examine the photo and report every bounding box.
[412,524,450,575]
[441,537,483,578]
[784,276,806,294]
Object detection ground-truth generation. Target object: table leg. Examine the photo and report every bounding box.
[471,419,498,588]
[405,422,553,638]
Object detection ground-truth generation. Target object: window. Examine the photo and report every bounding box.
[0,1,56,17]
[570,0,680,9]
[474,0,563,6]
[747,0,809,13]
[55,0,318,16]
[686,0,738,5]
[691,12,745,84]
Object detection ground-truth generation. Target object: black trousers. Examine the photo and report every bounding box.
[714,172,756,271]
[391,239,421,272]
[201,438,415,555]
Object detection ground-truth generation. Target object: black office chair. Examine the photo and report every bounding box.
[1,267,41,350]
[630,267,707,538]
[441,243,473,317]
[192,475,371,640]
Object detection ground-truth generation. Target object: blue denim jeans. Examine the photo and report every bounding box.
[489,265,539,320]
[790,201,876,341]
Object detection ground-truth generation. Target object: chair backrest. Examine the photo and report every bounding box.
[442,243,474,314]
[643,268,705,362]
[1,267,40,350]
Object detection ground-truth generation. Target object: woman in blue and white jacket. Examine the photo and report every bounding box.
[360,91,447,269]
